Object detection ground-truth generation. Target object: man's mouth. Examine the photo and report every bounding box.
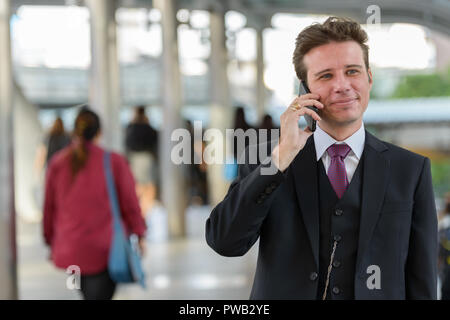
[330,98,358,106]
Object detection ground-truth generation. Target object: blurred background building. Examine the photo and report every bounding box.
[0,0,449,299]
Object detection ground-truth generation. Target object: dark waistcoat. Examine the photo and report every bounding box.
[316,157,364,300]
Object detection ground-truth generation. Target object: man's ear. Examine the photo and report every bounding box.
[368,68,373,84]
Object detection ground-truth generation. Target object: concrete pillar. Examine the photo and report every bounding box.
[0,0,18,299]
[208,8,232,207]
[429,30,450,71]
[14,82,44,223]
[86,0,122,152]
[154,0,186,238]
[255,26,266,122]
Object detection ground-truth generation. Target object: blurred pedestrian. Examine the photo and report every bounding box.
[125,106,159,216]
[35,117,71,173]
[257,114,278,145]
[225,106,254,182]
[186,120,208,205]
[438,192,450,299]
[43,107,146,300]
[34,116,72,211]
[47,117,72,164]
[232,106,253,161]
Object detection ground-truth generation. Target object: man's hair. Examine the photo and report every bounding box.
[292,16,369,83]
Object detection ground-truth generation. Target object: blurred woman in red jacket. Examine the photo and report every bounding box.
[43,107,147,300]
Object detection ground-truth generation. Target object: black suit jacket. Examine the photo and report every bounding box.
[205,130,438,299]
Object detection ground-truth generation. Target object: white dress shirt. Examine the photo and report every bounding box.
[313,123,366,183]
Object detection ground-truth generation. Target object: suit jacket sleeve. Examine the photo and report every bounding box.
[405,157,438,299]
[205,146,286,257]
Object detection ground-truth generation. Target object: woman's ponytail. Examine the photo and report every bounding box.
[70,107,100,177]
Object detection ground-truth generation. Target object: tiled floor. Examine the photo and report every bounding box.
[17,205,258,300]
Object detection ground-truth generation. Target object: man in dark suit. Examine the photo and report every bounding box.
[205,17,438,299]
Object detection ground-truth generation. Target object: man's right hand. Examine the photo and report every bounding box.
[272,93,323,172]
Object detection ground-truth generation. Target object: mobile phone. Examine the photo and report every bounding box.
[298,81,319,132]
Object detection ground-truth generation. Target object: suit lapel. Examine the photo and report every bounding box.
[355,131,390,273]
[290,136,320,268]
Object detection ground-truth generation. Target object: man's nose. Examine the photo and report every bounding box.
[332,73,351,94]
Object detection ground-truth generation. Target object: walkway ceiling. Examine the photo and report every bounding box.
[10,0,450,35]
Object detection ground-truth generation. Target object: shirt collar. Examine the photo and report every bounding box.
[313,122,366,161]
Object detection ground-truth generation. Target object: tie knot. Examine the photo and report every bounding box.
[327,143,351,159]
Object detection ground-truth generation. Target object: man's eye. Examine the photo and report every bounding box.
[320,74,332,79]
[347,69,359,75]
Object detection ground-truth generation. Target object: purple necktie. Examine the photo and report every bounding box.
[326,143,351,199]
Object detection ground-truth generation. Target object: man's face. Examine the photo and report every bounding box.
[303,41,372,128]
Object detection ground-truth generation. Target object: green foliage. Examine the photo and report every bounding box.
[431,160,450,198]
[391,68,450,98]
